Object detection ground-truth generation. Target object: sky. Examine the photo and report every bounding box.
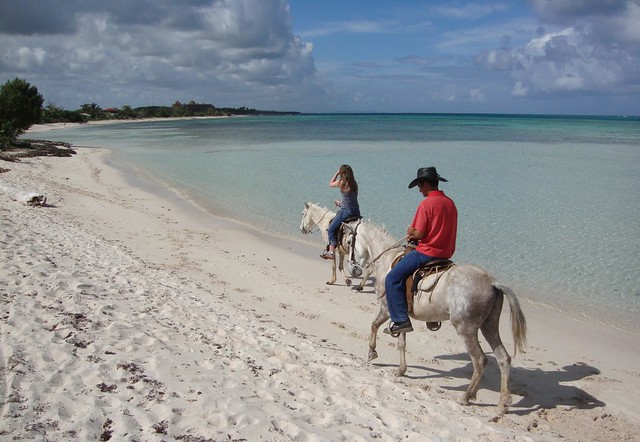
[0,0,638,115]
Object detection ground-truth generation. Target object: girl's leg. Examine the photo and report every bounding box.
[327,211,348,252]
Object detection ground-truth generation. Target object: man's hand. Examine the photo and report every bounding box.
[407,225,425,241]
[406,225,415,240]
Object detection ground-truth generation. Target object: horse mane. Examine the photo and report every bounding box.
[307,202,335,213]
[359,218,398,246]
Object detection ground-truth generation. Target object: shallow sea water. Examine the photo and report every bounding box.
[44,114,640,332]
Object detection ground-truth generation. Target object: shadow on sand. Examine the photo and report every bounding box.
[373,353,603,415]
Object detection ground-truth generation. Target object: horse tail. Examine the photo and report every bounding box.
[494,283,528,356]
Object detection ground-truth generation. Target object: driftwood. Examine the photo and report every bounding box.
[0,139,73,204]
[0,183,47,206]
[0,139,75,162]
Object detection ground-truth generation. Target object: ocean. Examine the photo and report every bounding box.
[42,114,640,332]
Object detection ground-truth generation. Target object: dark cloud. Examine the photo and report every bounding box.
[0,0,80,35]
[0,0,222,35]
[530,0,629,25]
[0,0,321,110]
[1,0,637,113]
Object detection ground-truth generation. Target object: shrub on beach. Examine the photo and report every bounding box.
[42,104,85,124]
[0,78,44,149]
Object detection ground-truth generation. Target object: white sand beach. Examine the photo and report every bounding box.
[1,129,640,440]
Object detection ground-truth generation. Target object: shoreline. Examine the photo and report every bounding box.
[24,116,235,134]
[2,140,640,439]
[25,119,640,337]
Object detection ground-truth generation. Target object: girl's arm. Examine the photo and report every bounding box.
[329,171,341,187]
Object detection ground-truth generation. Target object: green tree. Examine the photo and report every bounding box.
[119,105,137,119]
[0,78,44,149]
[171,100,189,117]
[42,103,84,123]
[79,103,103,120]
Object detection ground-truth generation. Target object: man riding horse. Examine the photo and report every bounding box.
[384,167,458,335]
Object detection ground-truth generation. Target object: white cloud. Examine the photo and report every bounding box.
[512,26,633,93]
[476,1,640,99]
[434,2,511,20]
[1,0,638,114]
[468,88,486,102]
[511,81,528,96]
[0,0,322,110]
[299,20,390,39]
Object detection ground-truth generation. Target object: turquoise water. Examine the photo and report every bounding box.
[44,114,640,331]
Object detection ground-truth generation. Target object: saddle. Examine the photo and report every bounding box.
[391,247,455,332]
[336,217,363,275]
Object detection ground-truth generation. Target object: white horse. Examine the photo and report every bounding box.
[300,202,372,288]
[354,219,527,417]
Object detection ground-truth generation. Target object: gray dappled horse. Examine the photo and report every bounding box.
[300,202,372,289]
[353,219,527,417]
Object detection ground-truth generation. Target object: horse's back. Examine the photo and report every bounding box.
[412,264,497,324]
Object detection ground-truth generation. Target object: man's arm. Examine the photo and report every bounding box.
[407,225,425,241]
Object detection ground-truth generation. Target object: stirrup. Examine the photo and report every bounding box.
[383,321,401,338]
[426,321,441,331]
[320,250,335,260]
[383,320,413,337]
[389,331,400,338]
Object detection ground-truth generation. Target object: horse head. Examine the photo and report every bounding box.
[300,203,335,235]
[300,202,315,234]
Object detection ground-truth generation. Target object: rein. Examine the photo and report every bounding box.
[305,207,334,234]
[367,234,409,268]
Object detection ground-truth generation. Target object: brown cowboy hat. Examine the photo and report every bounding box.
[408,166,448,188]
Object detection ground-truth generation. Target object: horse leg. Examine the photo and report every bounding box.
[396,332,408,376]
[355,266,372,291]
[326,256,337,285]
[480,293,512,416]
[367,301,389,362]
[458,331,488,406]
[337,245,352,286]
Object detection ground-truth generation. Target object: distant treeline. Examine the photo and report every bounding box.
[41,101,300,124]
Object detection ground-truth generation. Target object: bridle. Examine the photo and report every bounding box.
[301,206,334,234]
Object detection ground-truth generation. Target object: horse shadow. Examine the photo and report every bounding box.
[374,353,604,414]
[348,276,376,293]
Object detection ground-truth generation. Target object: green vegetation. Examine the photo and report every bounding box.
[0,78,44,149]
[1,77,300,151]
[48,100,299,122]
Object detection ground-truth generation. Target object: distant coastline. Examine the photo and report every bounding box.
[26,116,234,134]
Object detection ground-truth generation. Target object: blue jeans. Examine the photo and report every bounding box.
[327,208,360,246]
[385,250,434,323]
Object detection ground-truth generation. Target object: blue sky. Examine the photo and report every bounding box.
[1,0,638,115]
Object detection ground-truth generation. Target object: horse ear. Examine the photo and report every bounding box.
[304,202,309,208]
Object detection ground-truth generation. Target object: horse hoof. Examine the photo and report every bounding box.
[459,392,473,405]
[355,285,363,292]
[494,408,507,419]
[367,350,378,362]
[345,279,352,286]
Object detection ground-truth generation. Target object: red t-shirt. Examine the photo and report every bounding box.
[411,190,457,258]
